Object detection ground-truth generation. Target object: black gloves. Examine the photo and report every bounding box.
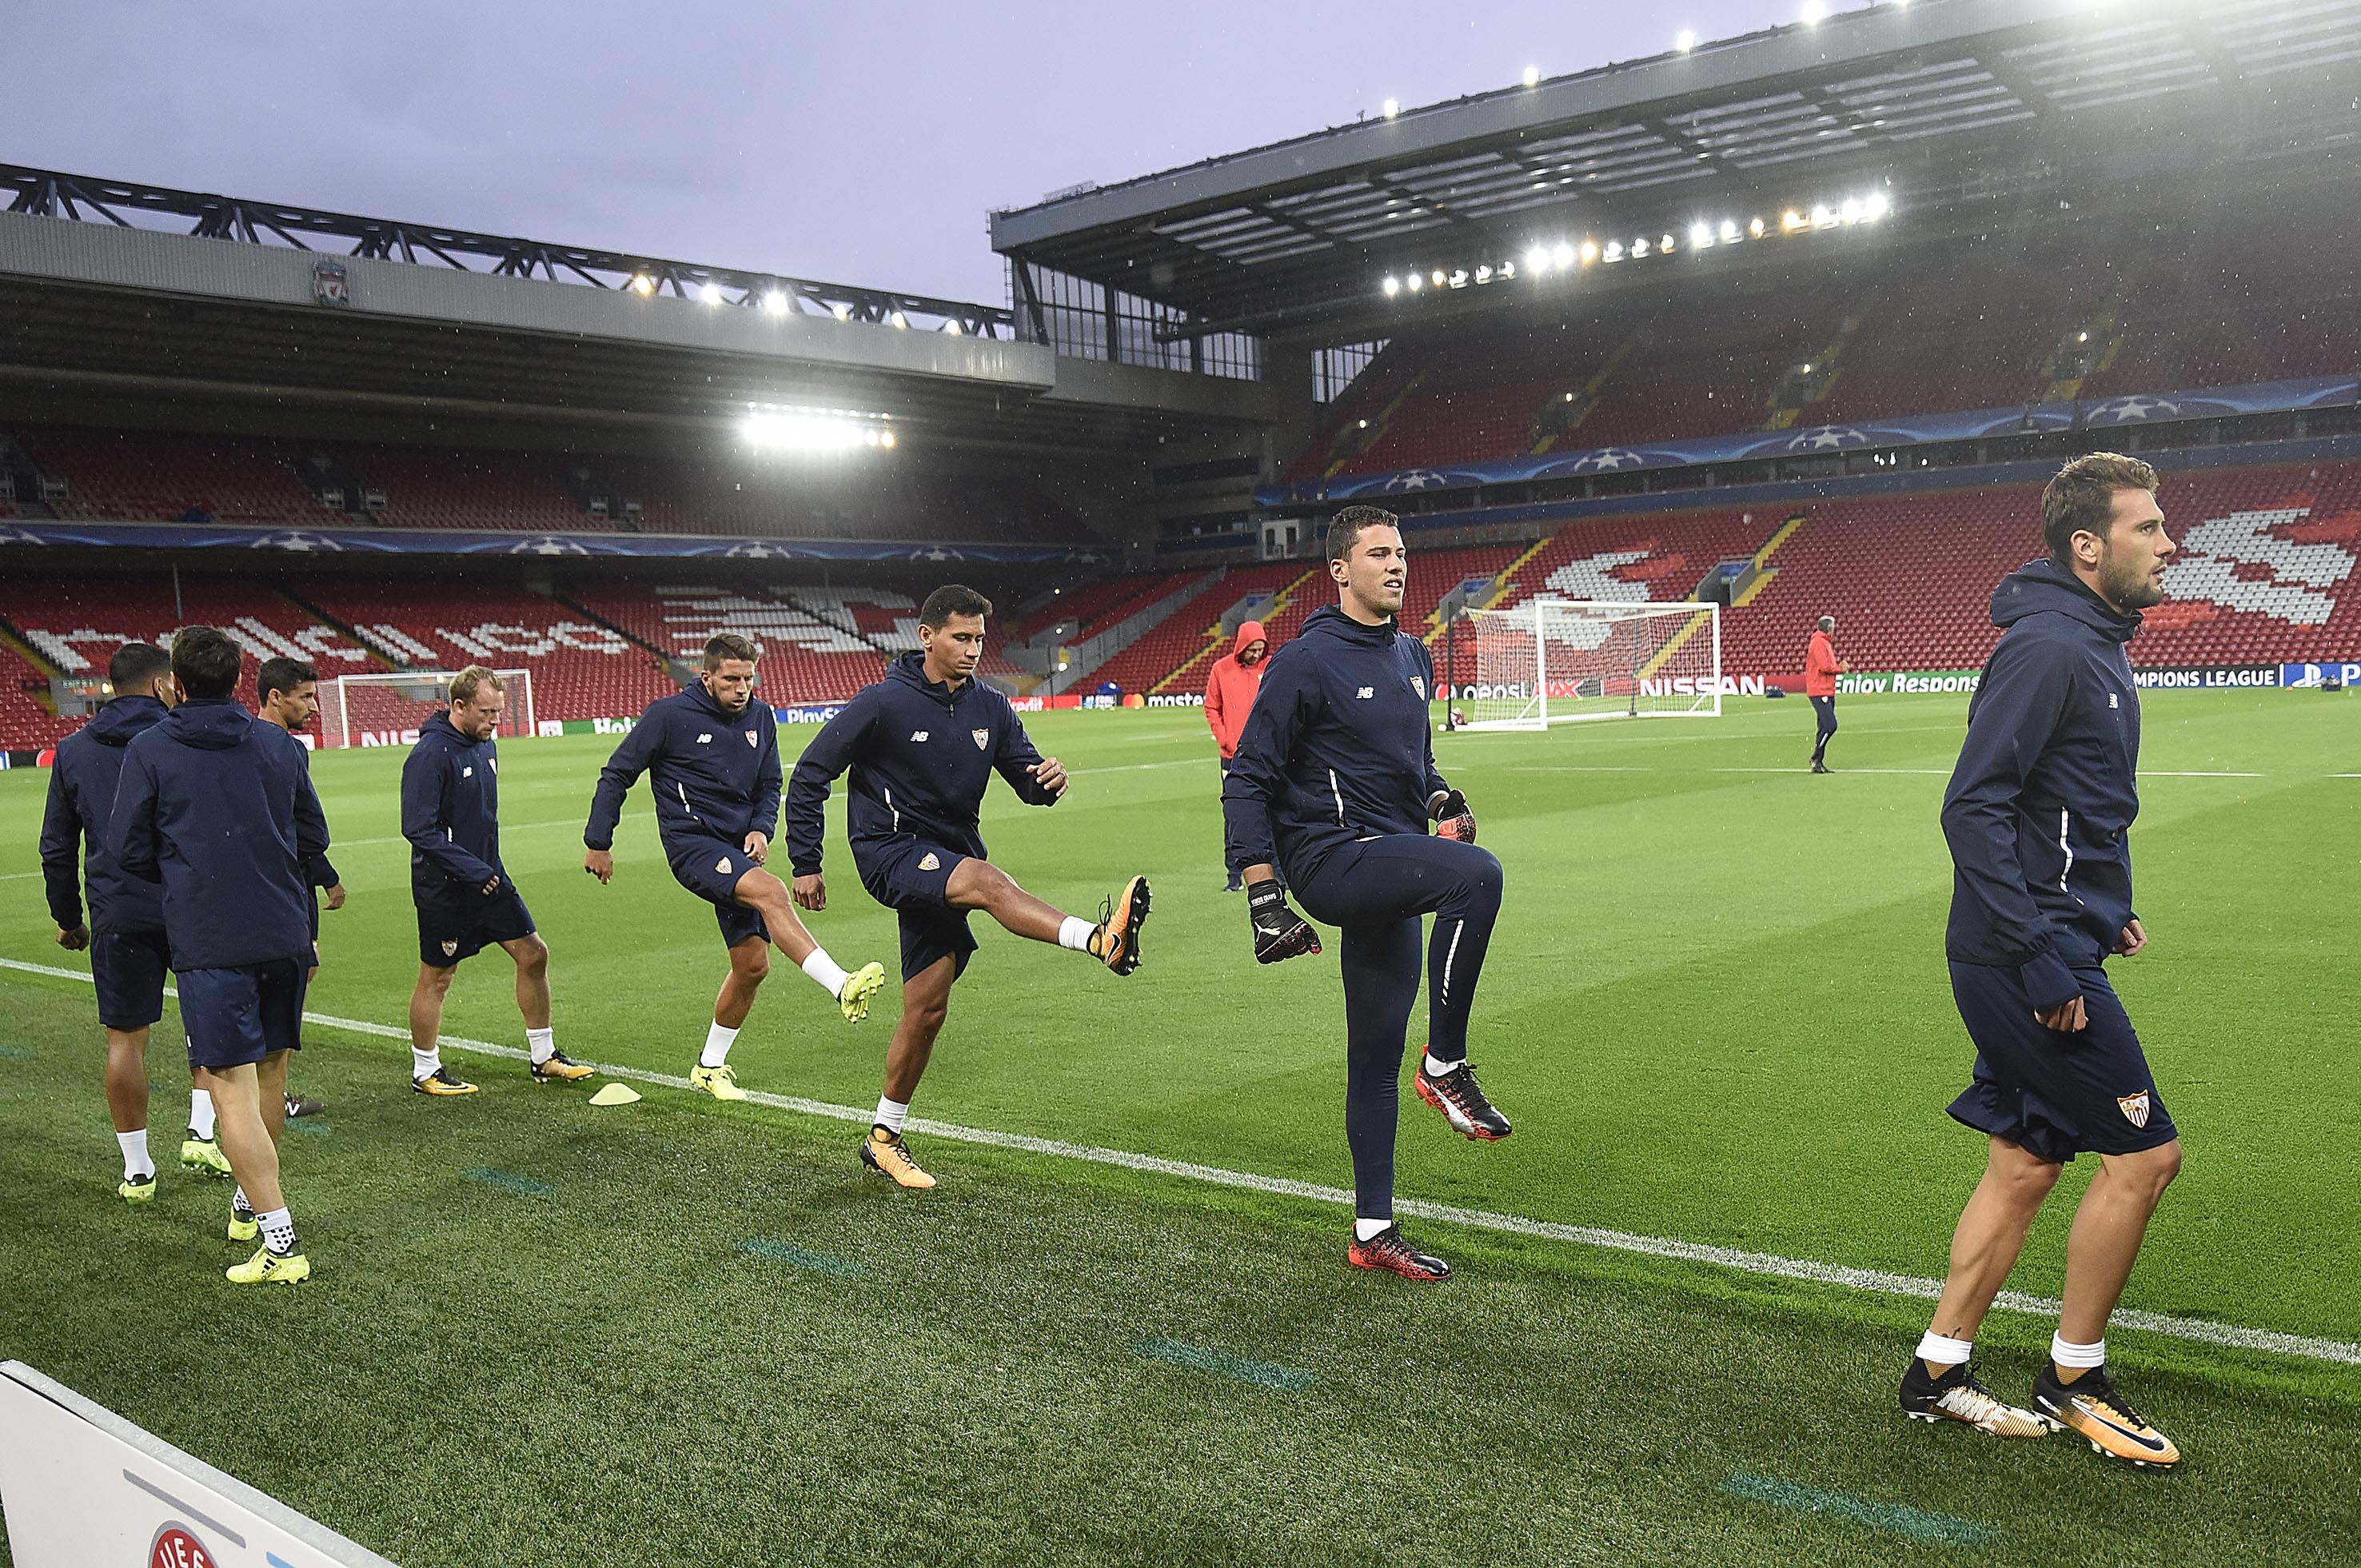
[1430,788,1477,844]
[1246,876,1322,964]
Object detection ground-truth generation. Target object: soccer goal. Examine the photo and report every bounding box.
[321,669,535,749]
[1454,600,1721,729]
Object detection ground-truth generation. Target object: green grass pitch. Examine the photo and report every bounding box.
[2,692,2357,1566]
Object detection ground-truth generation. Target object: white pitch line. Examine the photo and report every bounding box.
[2141,771,2264,778]
[2,953,2354,1368]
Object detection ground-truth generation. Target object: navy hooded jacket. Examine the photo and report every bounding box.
[39,695,169,934]
[404,710,507,900]
[584,680,782,855]
[108,698,331,971]
[1222,604,1448,884]
[1941,558,2143,1009]
[784,652,1059,875]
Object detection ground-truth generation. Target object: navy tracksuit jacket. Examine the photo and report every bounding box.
[403,711,508,898]
[39,696,171,935]
[1940,559,2144,1011]
[584,683,784,856]
[784,652,1059,876]
[108,698,330,971]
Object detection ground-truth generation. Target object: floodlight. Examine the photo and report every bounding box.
[942,319,961,334]
[1661,233,1677,252]
[1522,65,1541,86]
[1812,205,1837,228]
[2078,330,2089,342]
[832,301,853,321]
[1676,28,1697,51]
[1864,190,1891,219]
[628,273,656,296]
[761,290,789,315]
[1749,216,1766,237]
[1579,240,1598,262]
[1358,419,1369,429]
[1383,98,1400,118]
[1801,0,1825,22]
[1721,219,1740,242]
[1553,241,1576,269]
[740,404,895,453]
[1431,269,1446,286]
[1801,363,1815,374]
[1499,261,1516,279]
[1525,245,1549,271]
[1603,241,1624,261]
[888,310,908,328]
[1448,269,1469,288]
[1689,222,1712,247]
[1474,264,1494,284]
[1841,197,1863,224]
[700,281,726,305]
[1406,273,1423,292]
[1782,209,1805,230]
[1633,237,1651,257]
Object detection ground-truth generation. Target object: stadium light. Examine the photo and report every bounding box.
[1430,269,1446,287]
[1383,275,1402,297]
[942,319,961,334]
[1676,28,1697,51]
[628,273,656,296]
[1750,216,1767,237]
[1801,362,1815,374]
[1801,0,1825,22]
[831,301,854,321]
[1603,241,1625,261]
[1660,232,1677,252]
[888,310,908,328]
[1383,98,1400,118]
[700,281,726,305]
[760,290,789,315]
[740,403,896,454]
[1474,264,1494,284]
[1782,209,1805,230]
[1553,241,1577,269]
[1580,240,1598,262]
[1406,273,1422,292]
[1522,65,1541,87]
[1524,245,1549,272]
[1864,190,1892,220]
[1633,237,1651,257]
[1689,222,1713,249]
[1720,218,1741,243]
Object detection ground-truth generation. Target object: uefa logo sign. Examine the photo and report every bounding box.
[149,1522,220,1568]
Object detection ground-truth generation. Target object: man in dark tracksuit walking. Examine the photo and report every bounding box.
[38,641,233,1196]
[584,632,887,1100]
[785,584,1151,1190]
[1223,505,1510,1280]
[1900,453,2186,1467]
[110,626,330,1285]
[405,666,588,1095]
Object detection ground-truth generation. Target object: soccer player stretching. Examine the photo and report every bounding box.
[405,667,589,1094]
[111,627,330,1284]
[1901,453,2184,1466]
[584,632,887,1099]
[1222,505,1509,1279]
[38,642,231,1196]
[784,585,1151,1188]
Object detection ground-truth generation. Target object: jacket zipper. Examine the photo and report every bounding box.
[1327,768,1346,826]
[2058,808,2073,893]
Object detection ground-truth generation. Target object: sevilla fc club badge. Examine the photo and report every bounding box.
[744,730,759,748]
[440,940,459,957]
[1412,676,1426,700]
[2117,1091,2152,1128]
[971,728,990,749]
[151,1522,219,1568]
[716,856,734,875]
[918,852,940,872]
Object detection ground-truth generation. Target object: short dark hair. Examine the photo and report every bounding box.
[1326,504,1401,562]
[109,641,172,692]
[257,656,318,703]
[918,584,993,628]
[703,632,761,669]
[170,626,243,700]
[2041,452,2158,564]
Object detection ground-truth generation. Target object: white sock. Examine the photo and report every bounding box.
[1353,1216,1394,1243]
[700,1023,739,1070]
[526,1027,555,1066]
[412,1047,441,1080]
[1057,916,1096,952]
[117,1129,154,1181]
[2050,1332,2106,1370]
[1916,1331,1973,1367]
[233,1185,253,1217]
[874,1097,910,1135]
[1423,1051,1462,1076]
[257,1206,298,1257]
[800,948,851,996]
[187,1089,217,1141]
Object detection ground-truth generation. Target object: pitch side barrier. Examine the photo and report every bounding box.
[0,1361,401,1567]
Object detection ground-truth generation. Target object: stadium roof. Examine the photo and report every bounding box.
[991,0,2361,341]
[0,173,1283,460]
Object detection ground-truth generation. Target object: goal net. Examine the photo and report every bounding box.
[1454,600,1721,729]
[321,669,536,749]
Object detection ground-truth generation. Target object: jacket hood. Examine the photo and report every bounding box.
[1990,558,2143,644]
[1230,620,1268,662]
[685,677,764,723]
[160,697,255,751]
[89,694,169,747]
[421,709,483,748]
[889,649,971,704]
[1298,603,1397,648]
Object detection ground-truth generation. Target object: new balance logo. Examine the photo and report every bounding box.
[911,730,930,742]
[1356,686,1376,700]
[697,733,713,744]
[2109,692,2120,709]
[461,766,473,777]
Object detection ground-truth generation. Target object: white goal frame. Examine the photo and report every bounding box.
[1454,599,1721,730]
[323,668,535,749]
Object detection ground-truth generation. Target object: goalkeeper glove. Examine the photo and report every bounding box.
[1246,876,1322,964]
[1429,788,1477,844]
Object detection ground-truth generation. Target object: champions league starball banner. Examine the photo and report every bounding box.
[0,520,1106,566]
[0,1361,401,1568]
[1257,373,2360,506]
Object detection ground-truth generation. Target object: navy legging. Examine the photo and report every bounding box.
[1296,834,1506,1219]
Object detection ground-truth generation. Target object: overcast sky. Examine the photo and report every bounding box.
[15,0,1830,308]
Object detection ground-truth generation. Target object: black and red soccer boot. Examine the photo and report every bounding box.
[1414,1058,1513,1140]
[1347,1224,1450,1280]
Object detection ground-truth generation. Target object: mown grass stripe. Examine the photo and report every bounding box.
[464,1168,552,1196]
[1723,1472,1996,1546]
[0,1043,28,1058]
[1133,1336,1317,1390]
[2,954,2355,1368]
[738,1239,864,1276]
[283,1119,329,1136]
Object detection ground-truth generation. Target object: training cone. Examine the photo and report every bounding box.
[588,1083,642,1107]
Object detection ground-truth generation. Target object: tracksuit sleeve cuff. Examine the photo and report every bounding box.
[2017,949,2081,1011]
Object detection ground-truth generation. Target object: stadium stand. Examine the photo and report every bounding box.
[562,582,887,705]
[11,429,322,526]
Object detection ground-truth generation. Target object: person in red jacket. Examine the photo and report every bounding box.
[1203,619,1269,891]
[1806,614,1849,773]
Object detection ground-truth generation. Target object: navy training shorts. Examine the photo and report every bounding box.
[665,832,773,951]
[179,956,308,1071]
[417,882,537,968]
[855,836,975,983]
[91,928,172,1031]
[1947,958,2178,1163]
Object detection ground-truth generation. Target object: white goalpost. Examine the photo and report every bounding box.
[1454,599,1721,730]
[321,668,536,749]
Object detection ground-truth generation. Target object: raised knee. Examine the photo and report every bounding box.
[1466,849,1505,900]
[2136,1141,2183,1195]
[520,937,550,973]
